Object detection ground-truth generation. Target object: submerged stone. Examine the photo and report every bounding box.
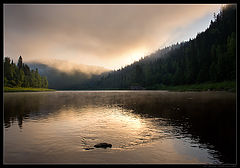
[94,143,112,148]
[84,147,95,150]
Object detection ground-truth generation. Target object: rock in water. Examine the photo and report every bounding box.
[84,147,95,150]
[94,143,112,148]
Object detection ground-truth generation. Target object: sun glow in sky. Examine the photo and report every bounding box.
[122,47,148,67]
[4,4,223,70]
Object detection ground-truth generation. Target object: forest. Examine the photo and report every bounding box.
[79,5,236,90]
[3,5,236,91]
[4,56,48,88]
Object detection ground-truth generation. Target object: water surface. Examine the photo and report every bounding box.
[4,91,236,164]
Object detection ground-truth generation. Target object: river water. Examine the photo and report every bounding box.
[3,91,236,164]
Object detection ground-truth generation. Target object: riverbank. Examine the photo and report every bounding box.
[4,87,56,92]
[11,81,234,92]
[148,81,236,92]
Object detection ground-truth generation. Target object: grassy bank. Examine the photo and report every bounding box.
[4,87,56,92]
[5,81,235,92]
[60,81,236,92]
[148,81,236,92]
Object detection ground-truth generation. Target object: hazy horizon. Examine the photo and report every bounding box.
[4,4,224,71]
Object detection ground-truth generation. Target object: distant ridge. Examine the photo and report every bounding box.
[80,5,236,90]
[27,60,109,90]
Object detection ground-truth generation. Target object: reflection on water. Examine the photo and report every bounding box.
[4,91,236,164]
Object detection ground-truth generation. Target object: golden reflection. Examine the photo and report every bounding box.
[32,105,158,151]
[4,91,233,163]
[54,106,145,131]
[107,108,144,130]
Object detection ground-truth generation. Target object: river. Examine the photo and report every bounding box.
[3,91,236,164]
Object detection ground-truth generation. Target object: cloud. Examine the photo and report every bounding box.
[30,58,109,75]
[4,4,222,70]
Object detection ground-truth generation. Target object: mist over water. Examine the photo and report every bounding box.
[4,91,236,164]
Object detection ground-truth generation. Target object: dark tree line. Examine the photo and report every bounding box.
[4,56,48,88]
[80,5,236,90]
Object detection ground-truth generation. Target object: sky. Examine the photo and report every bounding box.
[4,4,224,70]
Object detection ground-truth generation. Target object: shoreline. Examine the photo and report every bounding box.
[4,87,56,92]
[150,81,236,92]
[4,81,235,93]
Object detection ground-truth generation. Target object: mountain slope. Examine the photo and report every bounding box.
[81,5,236,90]
[28,61,109,90]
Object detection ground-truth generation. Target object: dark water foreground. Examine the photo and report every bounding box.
[4,91,236,164]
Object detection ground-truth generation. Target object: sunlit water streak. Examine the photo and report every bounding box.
[4,91,236,164]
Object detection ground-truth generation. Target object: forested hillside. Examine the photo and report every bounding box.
[4,5,235,91]
[27,62,109,90]
[4,56,49,88]
[80,4,236,90]
[27,62,92,90]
